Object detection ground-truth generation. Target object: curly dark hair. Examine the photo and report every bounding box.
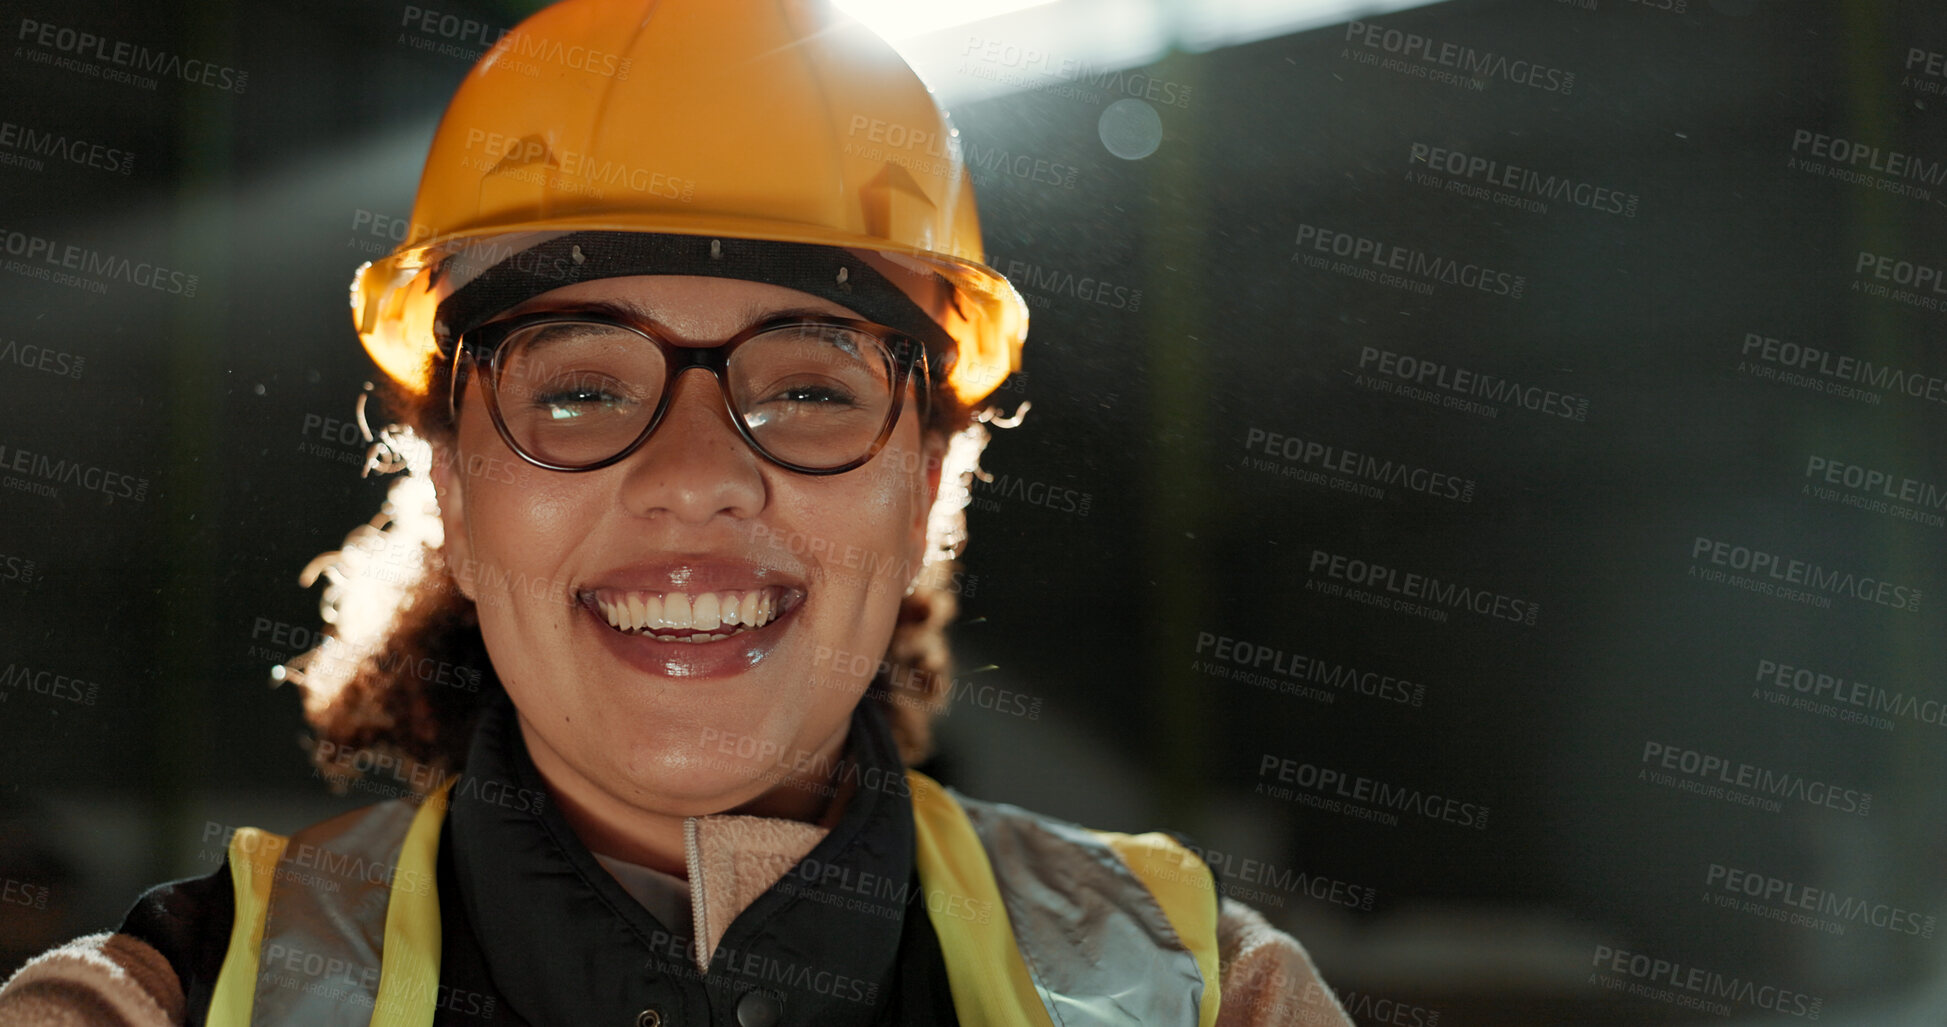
[285,314,998,792]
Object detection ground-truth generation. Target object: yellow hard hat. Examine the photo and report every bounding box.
[350,0,1027,407]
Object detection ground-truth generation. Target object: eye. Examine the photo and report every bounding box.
[768,383,861,406]
[529,377,636,419]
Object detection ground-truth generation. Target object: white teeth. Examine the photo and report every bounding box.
[594,588,784,636]
[663,593,692,630]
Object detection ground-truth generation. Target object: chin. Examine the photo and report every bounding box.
[599,705,812,801]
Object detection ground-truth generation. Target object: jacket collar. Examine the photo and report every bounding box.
[448,692,916,1024]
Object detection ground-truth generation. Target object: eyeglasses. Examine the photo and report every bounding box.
[450,311,932,475]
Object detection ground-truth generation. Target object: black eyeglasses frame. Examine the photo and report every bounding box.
[447,310,933,475]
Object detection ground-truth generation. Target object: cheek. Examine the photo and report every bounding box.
[476,481,585,554]
[455,410,587,564]
[783,442,928,596]
[450,417,597,666]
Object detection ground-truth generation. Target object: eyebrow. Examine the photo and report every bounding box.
[516,297,844,331]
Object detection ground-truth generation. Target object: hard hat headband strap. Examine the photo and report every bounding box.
[432,231,957,373]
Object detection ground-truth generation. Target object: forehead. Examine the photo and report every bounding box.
[505,275,864,338]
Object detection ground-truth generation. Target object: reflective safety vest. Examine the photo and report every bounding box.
[208,770,1221,1026]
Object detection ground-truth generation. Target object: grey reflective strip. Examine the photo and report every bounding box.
[252,798,422,1026]
[959,798,1205,1027]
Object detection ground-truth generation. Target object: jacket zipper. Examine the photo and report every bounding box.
[685,816,709,974]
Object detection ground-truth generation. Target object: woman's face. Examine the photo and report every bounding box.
[433,274,939,819]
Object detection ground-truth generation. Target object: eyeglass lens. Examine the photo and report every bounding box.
[491,321,901,469]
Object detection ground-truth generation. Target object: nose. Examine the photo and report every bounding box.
[614,367,766,524]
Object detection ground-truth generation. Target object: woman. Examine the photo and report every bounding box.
[0,1,1350,1024]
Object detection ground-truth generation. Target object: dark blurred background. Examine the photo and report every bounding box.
[3,0,1945,1022]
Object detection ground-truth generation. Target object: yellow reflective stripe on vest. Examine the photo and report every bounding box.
[208,785,449,1027]
[906,771,1058,1027]
[207,828,287,1026]
[909,770,1221,1027]
[371,786,448,1027]
[1092,831,1222,1027]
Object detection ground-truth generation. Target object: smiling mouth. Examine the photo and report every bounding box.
[584,585,801,643]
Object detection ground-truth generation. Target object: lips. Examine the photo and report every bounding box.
[574,560,806,677]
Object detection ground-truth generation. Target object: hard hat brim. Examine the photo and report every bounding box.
[354,216,1026,407]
